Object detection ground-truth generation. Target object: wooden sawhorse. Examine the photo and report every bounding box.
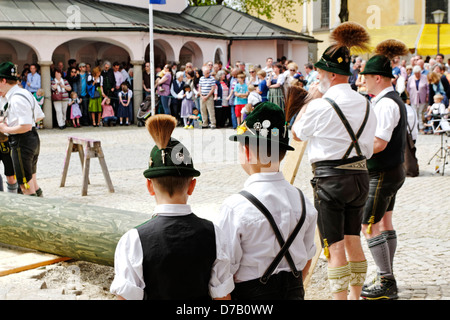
[60,136,115,196]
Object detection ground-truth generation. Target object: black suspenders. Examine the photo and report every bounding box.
[239,188,306,284]
[324,97,370,160]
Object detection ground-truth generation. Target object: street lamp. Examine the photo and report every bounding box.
[432,9,446,54]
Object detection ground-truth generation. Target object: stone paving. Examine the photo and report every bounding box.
[1,124,449,300]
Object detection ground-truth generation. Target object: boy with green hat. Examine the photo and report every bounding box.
[110,114,234,300]
[217,102,318,300]
[358,39,409,300]
[0,61,43,196]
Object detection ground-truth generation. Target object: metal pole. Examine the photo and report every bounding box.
[149,4,156,116]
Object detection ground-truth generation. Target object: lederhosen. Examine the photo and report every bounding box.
[232,188,307,300]
[3,94,40,189]
[311,98,371,258]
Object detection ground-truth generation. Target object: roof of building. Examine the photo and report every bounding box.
[0,0,319,42]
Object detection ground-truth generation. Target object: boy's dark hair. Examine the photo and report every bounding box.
[0,77,18,85]
[151,176,193,197]
[242,138,287,164]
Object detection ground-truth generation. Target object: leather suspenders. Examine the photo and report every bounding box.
[239,188,306,284]
[324,97,370,160]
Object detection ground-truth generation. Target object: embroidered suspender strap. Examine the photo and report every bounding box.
[239,188,306,284]
[324,97,370,159]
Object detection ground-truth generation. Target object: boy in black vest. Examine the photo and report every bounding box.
[217,102,318,300]
[359,40,409,300]
[110,115,234,300]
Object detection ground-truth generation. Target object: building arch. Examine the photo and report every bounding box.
[145,39,176,68]
[179,41,204,67]
[0,38,40,71]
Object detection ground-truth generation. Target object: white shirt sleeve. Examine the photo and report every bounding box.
[292,99,323,141]
[109,229,145,300]
[208,224,235,298]
[373,97,401,142]
[217,202,243,277]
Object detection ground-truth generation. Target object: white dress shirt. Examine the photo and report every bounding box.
[217,172,317,283]
[4,85,35,128]
[292,83,377,164]
[110,204,235,299]
[371,86,401,142]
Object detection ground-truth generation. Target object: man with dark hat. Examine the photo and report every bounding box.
[110,115,234,300]
[291,22,377,300]
[358,39,409,300]
[218,102,318,300]
[0,62,43,196]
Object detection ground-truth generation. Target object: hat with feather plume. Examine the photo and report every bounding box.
[315,22,371,76]
[143,115,200,179]
[360,39,409,78]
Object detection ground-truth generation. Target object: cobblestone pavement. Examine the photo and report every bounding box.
[1,125,449,300]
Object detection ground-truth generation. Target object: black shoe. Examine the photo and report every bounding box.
[361,276,398,300]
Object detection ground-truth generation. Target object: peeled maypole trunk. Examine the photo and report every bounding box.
[0,193,150,266]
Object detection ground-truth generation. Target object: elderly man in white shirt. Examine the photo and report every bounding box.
[291,22,376,300]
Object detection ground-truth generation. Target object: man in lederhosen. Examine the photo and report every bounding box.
[292,22,377,300]
[358,40,409,300]
[0,62,43,196]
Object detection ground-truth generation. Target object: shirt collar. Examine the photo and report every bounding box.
[153,204,192,217]
[372,86,395,105]
[244,171,285,188]
[323,83,352,98]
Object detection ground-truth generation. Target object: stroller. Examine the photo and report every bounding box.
[137,94,159,127]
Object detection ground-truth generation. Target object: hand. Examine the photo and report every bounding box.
[0,122,8,134]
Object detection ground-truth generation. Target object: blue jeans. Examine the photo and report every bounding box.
[160,96,171,115]
[230,105,237,129]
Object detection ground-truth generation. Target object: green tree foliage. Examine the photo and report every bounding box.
[188,0,349,24]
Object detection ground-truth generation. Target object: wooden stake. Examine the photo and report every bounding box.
[281,139,322,289]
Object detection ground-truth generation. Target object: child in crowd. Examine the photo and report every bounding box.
[68,91,82,128]
[247,84,262,107]
[234,73,249,124]
[425,93,447,134]
[101,97,118,126]
[217,102,317,300]
[180,84,195,128]
[118,83,132,126]
[110,115,234,300]
[257,70,269,102]
[33,89,45,129]
[186,108,202,129]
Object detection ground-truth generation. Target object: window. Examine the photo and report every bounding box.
[321,0,330,29]
[425,0,448,23]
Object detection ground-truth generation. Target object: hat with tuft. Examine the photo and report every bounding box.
[0,62,19,81]
[229,102,295,151]
[360,39,409,79]
[143,115,200,179]
[315,22,370,76]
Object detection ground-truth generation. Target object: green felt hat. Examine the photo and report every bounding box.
[229,102,295,151]
[314,46,352,76]
[359,54,394,78]
[143,137,200,179]
[0,62,18,81]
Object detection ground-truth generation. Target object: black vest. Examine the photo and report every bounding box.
[368,90,407,172]
[136,214,216,300]
[172,80,185,95]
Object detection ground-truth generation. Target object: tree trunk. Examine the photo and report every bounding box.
[0,193,151,266]
[339,0,349,22]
